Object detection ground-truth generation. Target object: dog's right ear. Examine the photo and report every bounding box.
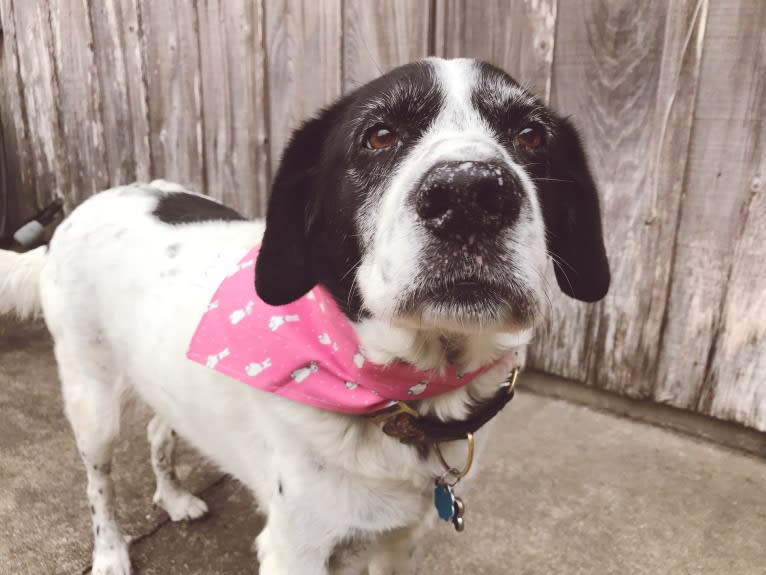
[255,108,338,306]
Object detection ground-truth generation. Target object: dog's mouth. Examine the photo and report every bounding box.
[394,275,538,331]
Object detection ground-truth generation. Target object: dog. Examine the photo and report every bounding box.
[0,58,608,574]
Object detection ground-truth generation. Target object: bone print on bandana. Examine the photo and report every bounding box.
[187,245,501,414]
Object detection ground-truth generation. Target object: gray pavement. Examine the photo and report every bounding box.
[1,319,765,574]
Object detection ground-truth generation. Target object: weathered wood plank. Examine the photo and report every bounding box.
[137,0,205,194]
[343,0,431,91]
[266,0,342,175]
[197,0,269,217]
[0,0,37,229]
[655,0,765,429]
[433,0,557,100]
[10,0,67,209]
[88,0,152,186]
[705,180,766,431]
[528,0,708,398]
[49,0,108,205]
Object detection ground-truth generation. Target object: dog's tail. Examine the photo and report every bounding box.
[0,246,47,320]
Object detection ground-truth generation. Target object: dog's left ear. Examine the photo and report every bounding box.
[540,117,610,302]
[255,107,338,305]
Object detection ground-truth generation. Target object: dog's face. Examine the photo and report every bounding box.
[256,58,609,334]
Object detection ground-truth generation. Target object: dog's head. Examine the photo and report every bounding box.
[256,58,609,335]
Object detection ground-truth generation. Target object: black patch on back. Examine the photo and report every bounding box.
[153,191,245,225]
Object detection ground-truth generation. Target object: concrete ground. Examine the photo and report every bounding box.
[1,319,765,575]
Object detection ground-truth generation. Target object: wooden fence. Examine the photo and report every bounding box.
[0,0,763,431]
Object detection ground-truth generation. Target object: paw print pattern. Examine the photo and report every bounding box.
[408,382,428,396]
[245,358,272,377]
[229,301,254,325]
[353,353,365,369]
[206,347,230,369]
[207,300,220,311]
[345,381,358,390]
[318,333,332,346]
[291,361,319,383]
[268,314,300,332]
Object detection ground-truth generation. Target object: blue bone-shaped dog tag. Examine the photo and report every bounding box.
[434,481,455,521]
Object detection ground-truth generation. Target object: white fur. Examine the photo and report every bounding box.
[0,246,47,319]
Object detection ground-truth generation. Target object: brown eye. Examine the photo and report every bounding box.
[365,126,397,150]
[517,126,543,149]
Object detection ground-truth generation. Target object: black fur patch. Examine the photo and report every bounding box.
[256,61,443,318]
[153,192,245,225]
[472,61,609,302]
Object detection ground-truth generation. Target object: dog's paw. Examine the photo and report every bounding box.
[154,488,209,522]
[92,544,131,575]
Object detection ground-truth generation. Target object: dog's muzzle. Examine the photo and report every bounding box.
[414,161,522,239]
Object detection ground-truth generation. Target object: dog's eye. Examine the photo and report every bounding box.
[365,125,398,150]
[517,126,543,149]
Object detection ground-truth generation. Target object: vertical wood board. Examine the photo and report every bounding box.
[342,0,432,91]
[88,0,152,186]
[533,1,706,397]
[49,0,108,205]
[197,0,269,217]
[138,0,205,193]
[706,179,766,431]
[433,0,557,100]
[530,0,673,389]
[655,0,765,429]
[10,0,67,208]
[0,0,38,227]
[265,0,342,175]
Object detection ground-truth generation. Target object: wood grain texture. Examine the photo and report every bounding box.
[266,0,342,175]
[343,0,431,91]
[433,0,557,100]
[197,0,269,217]
[10,0,67,209]
[655,0,765,430]
[0,0,38,227]
[0,0,763,431]
[49,0,108,205]
[88,0,152,187]
[138,0,205,194]
[528,1,708,397]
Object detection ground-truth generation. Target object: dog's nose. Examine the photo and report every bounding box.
[414,161,522,238]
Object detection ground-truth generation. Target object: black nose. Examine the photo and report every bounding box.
[414,161,522,238]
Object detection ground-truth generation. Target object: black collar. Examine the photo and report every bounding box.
[370,368,519,446]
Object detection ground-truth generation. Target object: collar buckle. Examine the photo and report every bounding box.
[369,401,419,425]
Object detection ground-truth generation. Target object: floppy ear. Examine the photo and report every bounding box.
[255,111,335,305]
[540,118,610,302]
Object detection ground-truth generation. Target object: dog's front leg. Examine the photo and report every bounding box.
[368,517,433,575]
[256,512,347,575]
[254,477,380,575]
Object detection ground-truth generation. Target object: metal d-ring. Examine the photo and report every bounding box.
[503,366,520,395]
[434,432,475,481]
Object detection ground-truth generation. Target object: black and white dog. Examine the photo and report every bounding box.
[0,58,608,574]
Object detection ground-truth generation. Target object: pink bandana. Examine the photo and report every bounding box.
[187,246,501,414]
